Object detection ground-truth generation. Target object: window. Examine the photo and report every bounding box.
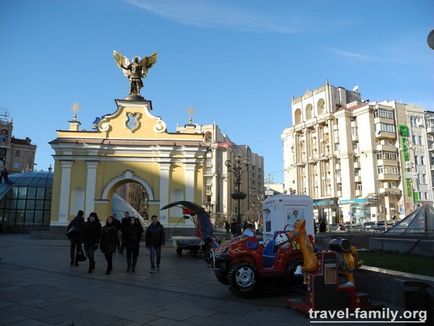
[376,123,396,133]
[374,109,394,119]
[15,150,21,157]
[421,174,426,184]
[421,156,424,165]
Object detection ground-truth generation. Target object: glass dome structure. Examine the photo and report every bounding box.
[0,172,53,230]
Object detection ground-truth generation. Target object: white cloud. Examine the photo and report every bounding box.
[125,0,302,34]
[324,47,373,61]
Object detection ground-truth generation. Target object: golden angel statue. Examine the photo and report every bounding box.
[113,50,158,98]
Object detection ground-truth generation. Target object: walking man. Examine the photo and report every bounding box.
[145,215,165,273]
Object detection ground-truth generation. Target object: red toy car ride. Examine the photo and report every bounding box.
[211,226,310,294]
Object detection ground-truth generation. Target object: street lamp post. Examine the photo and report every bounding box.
[225,155,249,225]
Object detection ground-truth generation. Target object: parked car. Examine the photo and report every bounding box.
[363,221,376,231]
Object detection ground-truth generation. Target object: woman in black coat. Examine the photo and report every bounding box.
[100,216,118,274]
[82,212,101,273]
[124,217,143,272]
[67,210,85,266]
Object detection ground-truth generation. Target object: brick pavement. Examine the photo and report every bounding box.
[0,234,311,326]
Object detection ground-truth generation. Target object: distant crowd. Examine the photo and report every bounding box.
[66,210,165,274]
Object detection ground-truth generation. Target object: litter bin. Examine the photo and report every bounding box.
[404,281,432,324]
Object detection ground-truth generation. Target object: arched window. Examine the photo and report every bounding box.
[317,99,325,115]
[306,104,313,120]
[294,109,302,124]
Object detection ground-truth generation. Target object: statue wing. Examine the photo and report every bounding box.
[141,52,158,75]
[113,50,131,77]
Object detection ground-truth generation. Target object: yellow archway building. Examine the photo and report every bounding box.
[50,99,208,227]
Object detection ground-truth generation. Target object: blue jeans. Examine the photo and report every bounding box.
[149,245,161,268]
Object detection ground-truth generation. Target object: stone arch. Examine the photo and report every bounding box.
[294,108,302,124]
[101,170,154,200]
[305,104,313,120]
[317,98,325,115]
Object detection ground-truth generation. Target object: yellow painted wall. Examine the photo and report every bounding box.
[51,102,208,226]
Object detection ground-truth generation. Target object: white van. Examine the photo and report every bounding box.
[262,194,315,242]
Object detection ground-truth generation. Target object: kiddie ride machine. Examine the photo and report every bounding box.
[211,195,316,294]
[161,201,218,258]
[287,234,376,312]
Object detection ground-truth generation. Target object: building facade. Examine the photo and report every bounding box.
[176,123,264,226]
[50,99,208,227]
[282,82,432,225]
[0,110,36,174]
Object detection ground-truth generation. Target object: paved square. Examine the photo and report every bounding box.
[0,234,309,325]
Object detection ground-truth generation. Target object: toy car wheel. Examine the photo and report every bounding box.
[230,263,256,292]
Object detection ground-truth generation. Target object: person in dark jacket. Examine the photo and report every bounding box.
[82,212,102,273]
[100,216,119,274]
[319,219,327,233]
[67,210,85,266]
[111,213,121,252]
[119,212,130,254]
[230,218,241,237]
[125,217,143,272]
[145,215,165,273]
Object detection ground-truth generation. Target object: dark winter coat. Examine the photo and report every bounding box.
[67,215,85,242]
[100,223,118,254]
[120,217,129,239]
[145,222,165,247]
[83,219,102,250]
[125,221,143,250]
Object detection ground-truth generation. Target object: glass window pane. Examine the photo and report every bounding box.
[34,210,43,226]
[25,211,34,226]
[27,187,36,199]
[10,187,18,199]
[18,188,27,199]
[26,200,35,210]
[36,188,45,199]
[35,200,44,210]
[17,200,25,210]
[9,199,17,209]
[16,210,24,226]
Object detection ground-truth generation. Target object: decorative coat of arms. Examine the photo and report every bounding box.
[125,112,141,132]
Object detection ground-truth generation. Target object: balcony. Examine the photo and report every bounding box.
[355,190,362,196]
[335,163,341,170]
[378,173,400,181]
[374,117,395,125]
[377,159,399,167]
[336,176,342,184]
[352,133,358,141]
[376,144,397,152]
[375,130,396,140]
[379,188,402,196]
[354,161,360,169]
[337,190,342,197]
[354,176,362,183]
[427,126,434,134]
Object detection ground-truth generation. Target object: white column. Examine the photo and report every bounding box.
[59,161,73,225]
[85,161,99,216]
[159,163,171,224]
[184,164,196,202]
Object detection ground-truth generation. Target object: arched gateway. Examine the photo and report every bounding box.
[49,99,208,227]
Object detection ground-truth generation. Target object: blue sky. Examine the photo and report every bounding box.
[1,0,433,182]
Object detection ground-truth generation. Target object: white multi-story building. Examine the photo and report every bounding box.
[282,82,432,224]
